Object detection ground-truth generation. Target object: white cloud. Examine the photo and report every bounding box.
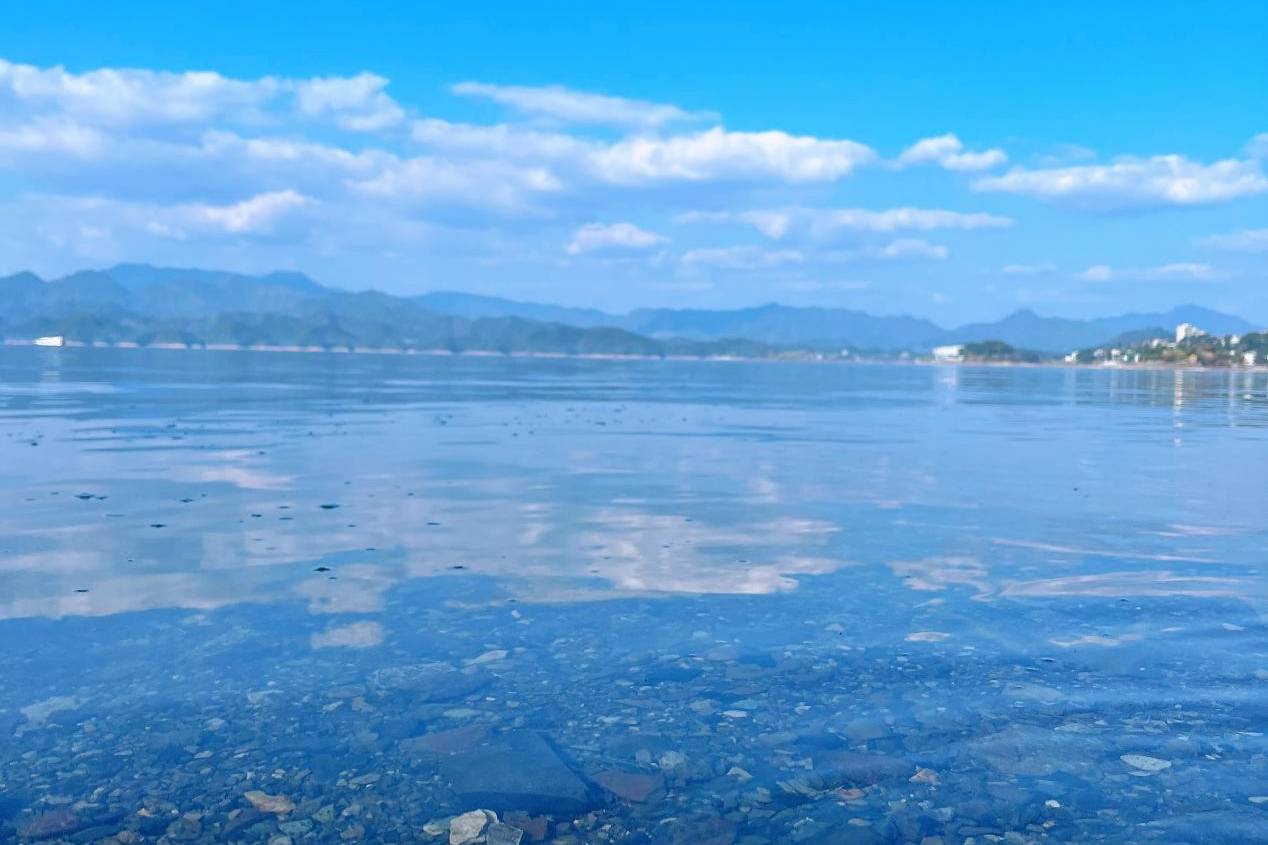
[1246,133,1268,160]
[819,239,950,262]
[593,127,876,185]
[190,189,312,235]
[0,58,279,125]
[1076,264,1114,281]
[566,221,666,255]
[898,134,1007,171]
[0,58,406,132]
[975,154,1268,210]
[681,245,805,271]
[0,118,107,159]
[452,81,704,128]
[1197,227,1268,253]
[294,73,404,131]
[1076,262,1218,282]
[350,156,563,214]
[1002,263,1056,275]
[872,238,949,260]
[411,118,590,159]
[677,206,1011,239]
[681,238,947,271]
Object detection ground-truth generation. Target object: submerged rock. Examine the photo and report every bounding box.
[593,769,665,803]
[818,751,911,787]
[402,723,492,757]
[243,791,296,814]
[439,731,599,815]
[371,663,488,702]
[450,809,496,845]
[486,821,526,845]
[15,808,84,841]
[1120,753,1171,773]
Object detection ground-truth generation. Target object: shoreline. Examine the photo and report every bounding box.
[2,337,1265,373]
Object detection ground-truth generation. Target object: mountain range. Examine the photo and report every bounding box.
[419,292,1258,353]
[1,264,1259,356]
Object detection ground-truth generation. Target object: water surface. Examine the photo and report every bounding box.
[2,348,1267,844]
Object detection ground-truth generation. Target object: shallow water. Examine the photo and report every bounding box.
[2,347,1267,844]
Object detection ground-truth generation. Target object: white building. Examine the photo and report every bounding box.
[932,344,963,362]
[1245,351,1259,367]
[1175,323,1205,343]
[34,335,65,347]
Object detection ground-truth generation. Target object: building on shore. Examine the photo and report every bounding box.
[34,335,66,347]
[932,344,964,362]
[1175,323,1205,343]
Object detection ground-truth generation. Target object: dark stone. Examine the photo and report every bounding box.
[592,769,665,803]
[665,814,736,845]
[439,731,600,815]
[503,813,549,842]
[486,822,525,845]
[371,663,488,702]
[221,808,266,838]
[400,723,491,757]
[66,816,126,844]
[817,751,911,787]
[16,809,86,841]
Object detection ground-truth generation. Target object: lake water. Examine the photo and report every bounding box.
[2,347,1267,845]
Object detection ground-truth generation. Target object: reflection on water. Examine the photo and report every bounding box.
[2,348,1268,844]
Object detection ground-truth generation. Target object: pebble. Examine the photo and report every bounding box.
[243,790,296,814]
[1120,754,1172,773]
[451,809,497,845]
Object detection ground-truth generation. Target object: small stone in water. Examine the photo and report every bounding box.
[910,767,939,785]
[486,822,525,845]
[243,790,296,814]
[466,649,509,665]
[1120,754,1171,773]
[450,809,496,845]
[658,750,688,773]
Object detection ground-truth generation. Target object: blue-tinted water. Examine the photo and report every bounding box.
[2,348,1267,844]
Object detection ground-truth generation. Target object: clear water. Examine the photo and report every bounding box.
[2,348,1267,844]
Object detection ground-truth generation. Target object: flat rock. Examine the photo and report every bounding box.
[667,814,736,845]
[503,813,549,842]
[486,821,525,845]
[439,731,599,815]
[593,769,665,803]
[401,724,492,757]
[16,809,84,841]
[1120,754,1171,773]
[243,791,296,814]
[450,809,495,845]
[371,663,488,702]
[818,752,911,786]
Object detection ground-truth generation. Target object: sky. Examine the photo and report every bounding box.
[1,0,1266,324]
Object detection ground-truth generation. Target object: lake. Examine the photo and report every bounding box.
[2,347,1267,844]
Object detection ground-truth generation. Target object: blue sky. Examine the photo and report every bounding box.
[2,0,1266,323]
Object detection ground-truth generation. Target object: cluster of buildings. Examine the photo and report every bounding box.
[1069,323,1262,367]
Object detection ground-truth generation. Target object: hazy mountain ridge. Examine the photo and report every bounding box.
[1,265,1259,355]
[413,292,1258,352]
[0,266,787,358]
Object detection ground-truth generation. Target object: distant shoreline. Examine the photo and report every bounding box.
[5,337,1265,373]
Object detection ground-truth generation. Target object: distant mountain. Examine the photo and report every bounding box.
[622,304,948,350]
[0,266,792,359]
[1,265,1260,356]
[947,306,1256,352]
[414,291,1258,353]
